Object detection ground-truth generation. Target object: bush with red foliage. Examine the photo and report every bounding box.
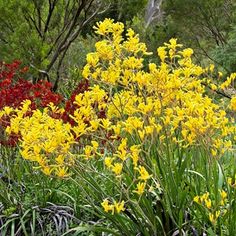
[0,61,109,147]
[0,60,62,109]
[0,60,62,146]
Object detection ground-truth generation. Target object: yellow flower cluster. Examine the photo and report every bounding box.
[4,101,75,177]
[79,19,235,212]
[219,73,236,90]
[227,174,236,188]
[1,19,236,216]
[71,85,108,136]
[83,18,235,155]
[101,199,125,214]
[103,137,152,196]
[194,190,228,225]
[230,96,236,111]
[193,192,212,209]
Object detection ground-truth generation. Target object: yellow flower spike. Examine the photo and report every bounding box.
[149,63,157,72]
[95,41,114,60]
[91,141,99,151]
[209,213,215,224]
[55,166,70,178]
[211,149,217,157]
[20,99,32,114]
[200,193,207,203]
[138,101,154,114]
[36,156,48,167]
[5,126,12,135]
[41,166,53,176]
[48,102,64,114]
[181,129,188,140]
[227,177,233,186]
[130,145,141,167]
[193,196,200,204]
[230,96,236,111]
[160,135,165,141]
[72,123,88,137]
[220,190,227,204]
[203,192,209,200]
[138,130,145,141]
[113,200,125,214]
[101,199,114,213]
[55,155,65,165]
[90,119,100,131]
[118,138,127,151]
[104,157,114,168]
[210,83,217,91]
[123,56,143,70]
[216,210,220,218]
[144,125,154,135]
[168,38,183,49]
[126,28,135,38]
[220,73,236,90]
[111,163,123,176]
[209,211,220,225]
[93,18,115,36]
[133,182,146,195]
[100,118,112,130]
[205,199,212,209]
[181,48,194,58]
[44,141,56,153]
[218,71,223,77]
[112,123,121,136]
[157,46,167,62]
[3,106,13,116]
[84,145,93,158]
[20,149,32,160]
[186,133,196,145]
[169,48,175,59]
[209,64,215,72]
[86,52,99,67]
[123,28,150,55]
[115,150,127,161]
[224,140,232,149]
[136,166,152,181]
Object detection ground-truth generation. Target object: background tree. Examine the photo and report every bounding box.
[103,0,147,22]
[0,0,105,90]
[161,0,236,70]
[127,0,236,74]
[1,0,236,89]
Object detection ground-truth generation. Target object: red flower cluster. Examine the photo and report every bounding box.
[0,61,62,109]
[0,60,62,146]
[0,61,109,147]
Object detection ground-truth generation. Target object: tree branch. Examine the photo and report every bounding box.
[46,0,88,72]
[52,0,100,90]
[23,11,43,38]
[43,0,58,38]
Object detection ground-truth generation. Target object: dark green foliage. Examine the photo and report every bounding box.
[0,0,103,89]
[102,0,148,22]
[0,203,78,236]
[212,25,236,74]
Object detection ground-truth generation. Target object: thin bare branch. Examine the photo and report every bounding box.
[43,0,58,38]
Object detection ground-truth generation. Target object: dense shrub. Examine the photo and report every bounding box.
[1,19,236,235]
